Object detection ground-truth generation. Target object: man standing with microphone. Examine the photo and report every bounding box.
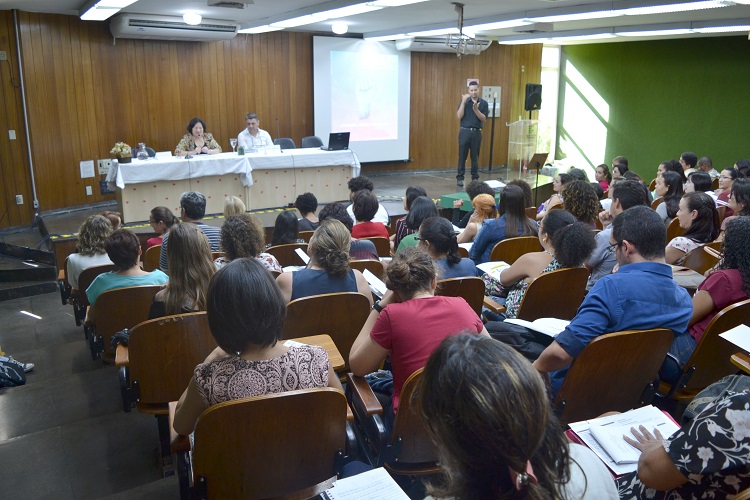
[456,80,488,189]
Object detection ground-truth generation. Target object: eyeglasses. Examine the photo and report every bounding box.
[607,242,619,253]
[414,236,426,242]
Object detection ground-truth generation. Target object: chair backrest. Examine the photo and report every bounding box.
[211,251,225,260]
[525,207,537,219]
[192,388,347,499]
[361,236,390,257]
[554,329,674,424]
[281,292,371,368]
[94,285,163,356]
[680,298,750,392]
[435,277,485,316]
[387,368,437,466]
[349,259,384,280]
[717,205,726,222]
[76,264,118,305]
[301,135,324,148]
[649,178,657,191]
[666,217,685,243]
[142,245,161,272]
[651,196,664,209]
[265,243,309,267]
[128,312,216,405]
[273,137,296,149]
[457,246,469,258]
[299,230,315,243]
[517,267,590,322]
[682,242,721,275]
[711,177,719,190]
[489,236,542,264]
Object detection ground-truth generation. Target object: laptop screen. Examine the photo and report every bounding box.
[327,132,350,151]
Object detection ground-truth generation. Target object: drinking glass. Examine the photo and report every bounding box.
[230,138,237,153]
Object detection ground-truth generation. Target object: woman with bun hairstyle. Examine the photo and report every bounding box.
[418,216,477,279]
[349,247,489,432]
[276,219,372,304]
[483,210,596,320]
[420,335,618,499]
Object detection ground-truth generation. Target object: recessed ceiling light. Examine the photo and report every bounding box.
[332,22,349,35]
[183,12,202,25]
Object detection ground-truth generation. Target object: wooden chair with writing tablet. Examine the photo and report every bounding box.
[651,196,664,210]
[666,217,685,244]
[489,235,542,264]
[360,236,391,257]
[299,230,315,243]
[554,328,673,425]
[265,243,308,267]
[73,263,118,329]
[88,285,162,361]
[346,369,440,477]
[280,292,371,371]
[681,242,721,275]
[349,259,385,280]
[435,276,484,316]
[170,388,350,499]
[118,312,216,464]
[142,245,161,272]
[658,298,750,402]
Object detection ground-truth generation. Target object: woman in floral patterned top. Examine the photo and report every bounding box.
[173,258,342,435]
[618,380,750,498]
[174,117,221,156]
[665,192,719,266]
[483,210,595,320]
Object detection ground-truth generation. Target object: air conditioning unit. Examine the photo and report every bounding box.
[207,0,254,8]
[395,36,492,54]
[109,14,239,42]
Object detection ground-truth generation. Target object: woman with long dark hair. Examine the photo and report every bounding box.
[664,192,720,265]
[270,211,303,246]
[595,164,612,191]
[395,196,439,251]
[146,206,178,248]
[716,167,739,218]
[420,335,617,499]
[470,185,537,265]
[537,173,572,220]
[655,171,683,224]
[418,216,477,279]
[720,178,750,237]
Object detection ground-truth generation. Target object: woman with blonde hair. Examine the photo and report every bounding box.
[457,192,497,244]
[223,196,246,218]
[420,334,617,499]
[149,223,216,319]
[67,215,113,290]
[276,219,372,304]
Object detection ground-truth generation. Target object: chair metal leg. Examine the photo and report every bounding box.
[175,450,191,499]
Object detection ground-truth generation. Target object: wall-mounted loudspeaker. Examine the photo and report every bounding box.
[525,83,542,111]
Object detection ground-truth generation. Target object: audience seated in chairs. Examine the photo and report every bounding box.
[85,229,168,324]
[452,180,495,228]
[160,191,221,271]
[215,213,282,273]
[351,190,390,239]
[395,196,439,252]
[172,258,342,436]
[531,206,692,395]
[665,192,719,265]
[418,216,477,279]
[470,185,537,265]
[483,210,595,321]
[346,175,389,225]
[719,177,750,236]
[391,185,426,251]
[295,192,319,231]
[349,247,489,434]
[507,178,534,208]
[537,173,572,221]
[318,202,379,261]
[67,215,114,291]
[456,193,496,244]
[276,219,372,304]
[146,206,177,248]
[149,223,216,319]
[420,335,617,499]
[655,171,684,225]
[562,180,601,228]
[222,195,245,218]
[270,211,304,247]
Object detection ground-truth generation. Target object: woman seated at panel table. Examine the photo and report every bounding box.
[85,229,168,323]
[174,117,221,157]
[418,216,477,279]
[275,219,372,304]
[664,192,719,266]
[173,258,342,436]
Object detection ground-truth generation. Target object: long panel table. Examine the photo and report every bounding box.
[107,149,361,222]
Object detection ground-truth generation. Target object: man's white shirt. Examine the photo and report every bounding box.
[237,128,273,149]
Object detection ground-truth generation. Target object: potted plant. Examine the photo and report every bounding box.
[110,142,132,163]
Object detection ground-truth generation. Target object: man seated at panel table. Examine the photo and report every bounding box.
[346,175,390,226]
[160,191,222,271]
[237,112,273,150]
[532,206,693,396]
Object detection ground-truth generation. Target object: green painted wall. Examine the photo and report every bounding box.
[558,36,750,181]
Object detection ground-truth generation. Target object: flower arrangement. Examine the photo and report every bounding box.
[110,142,132,158]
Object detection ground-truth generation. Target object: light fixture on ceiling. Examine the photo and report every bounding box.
[332,22,349,35]
[269,4,380,29]
[183,12,202,26]
[367,0,429,6]
[364,33,412,41]
[618,0,734,15]
[238,25,283,34]
[79,0,137,21]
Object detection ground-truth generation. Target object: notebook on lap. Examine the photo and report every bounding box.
[321,132,350,151]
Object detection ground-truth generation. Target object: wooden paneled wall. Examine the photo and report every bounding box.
[0,11,542,227]
[0,11,34,228]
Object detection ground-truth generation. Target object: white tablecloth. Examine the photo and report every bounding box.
[107,149,361,190]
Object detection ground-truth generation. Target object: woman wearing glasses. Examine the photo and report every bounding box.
[715,167,738,218]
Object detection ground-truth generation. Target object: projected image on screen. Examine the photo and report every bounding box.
[330,51,398,141]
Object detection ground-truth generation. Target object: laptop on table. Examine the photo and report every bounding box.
[321,132,350,151]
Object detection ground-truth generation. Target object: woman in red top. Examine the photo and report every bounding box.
[351,189,390,239]
[349,247,489,431]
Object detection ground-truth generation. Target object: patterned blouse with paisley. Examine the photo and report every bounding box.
[174,133,222,156]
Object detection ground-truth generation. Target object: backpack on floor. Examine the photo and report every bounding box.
[0,356,27,387]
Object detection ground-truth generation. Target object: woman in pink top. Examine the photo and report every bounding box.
[349,247,489,432]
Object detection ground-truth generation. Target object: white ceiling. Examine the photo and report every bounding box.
[1,0,750,44]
